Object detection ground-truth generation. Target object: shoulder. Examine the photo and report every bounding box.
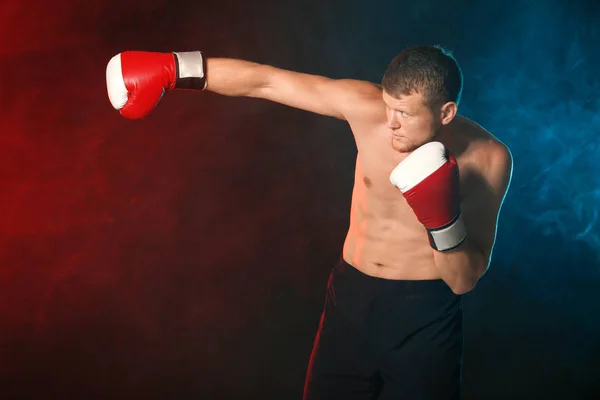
[489,139,513,175]
[475,131,513,198]
[332,80,383,100]
[454,116,512,197]
[336,80,386,125]
[490,140,513,198]
[338,79,383,96]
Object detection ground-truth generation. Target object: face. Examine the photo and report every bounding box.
[382,90,452,153]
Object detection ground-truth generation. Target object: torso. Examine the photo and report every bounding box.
[342,105,501,280]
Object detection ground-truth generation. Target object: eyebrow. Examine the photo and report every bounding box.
[383,95,411,112]
[384,101,407,110]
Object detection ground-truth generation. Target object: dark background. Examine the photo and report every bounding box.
[1,0,599,398]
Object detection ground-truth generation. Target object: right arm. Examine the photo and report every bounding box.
[106,51,383,122]
[205,58,384,122]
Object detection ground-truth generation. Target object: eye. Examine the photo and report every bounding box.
[400,111,409,117]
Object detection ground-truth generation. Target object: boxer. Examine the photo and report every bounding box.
[106,45,512,399]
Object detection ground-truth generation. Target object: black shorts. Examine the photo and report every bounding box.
[303,258,463,400]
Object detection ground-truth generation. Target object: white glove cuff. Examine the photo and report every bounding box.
[427,212,467,252]
[173,51,207,90]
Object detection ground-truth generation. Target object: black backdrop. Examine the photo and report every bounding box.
[1,0,599,398]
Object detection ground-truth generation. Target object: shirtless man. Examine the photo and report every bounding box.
[106,45,512,399]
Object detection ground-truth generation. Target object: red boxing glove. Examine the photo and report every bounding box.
[106,51,207,120]
[390,141,466,251]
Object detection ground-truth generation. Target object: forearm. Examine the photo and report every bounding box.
[432,237,488,294]
[205,58,269,97]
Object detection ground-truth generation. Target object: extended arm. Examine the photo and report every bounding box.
[205,58,379,121]
[106,50,383,123]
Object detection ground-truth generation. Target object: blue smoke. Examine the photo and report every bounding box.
[458,0,600,273]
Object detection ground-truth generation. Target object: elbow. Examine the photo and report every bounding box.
[450,278,478,295]
[248,64,273,98]
[450,263,487,295]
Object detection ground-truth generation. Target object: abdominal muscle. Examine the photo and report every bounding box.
[341,169,443,281]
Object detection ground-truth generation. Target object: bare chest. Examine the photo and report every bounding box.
[343,118,494,276]
[352,127,476,220]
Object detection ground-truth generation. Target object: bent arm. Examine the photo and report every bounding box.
[433,145,513,294]
[205,58,383,121]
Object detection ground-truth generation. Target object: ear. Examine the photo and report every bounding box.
[440,102,457,125]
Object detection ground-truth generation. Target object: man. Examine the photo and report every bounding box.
[106,45,512,399]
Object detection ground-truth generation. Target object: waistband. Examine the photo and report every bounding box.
[337,256,456,294]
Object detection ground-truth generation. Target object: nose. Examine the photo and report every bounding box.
[386,111,401,129]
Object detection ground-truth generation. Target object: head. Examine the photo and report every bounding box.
[381,45,463,153]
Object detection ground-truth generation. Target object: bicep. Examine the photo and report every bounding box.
[253,66,383,121]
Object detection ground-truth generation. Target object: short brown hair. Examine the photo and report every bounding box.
[381,45,463,109]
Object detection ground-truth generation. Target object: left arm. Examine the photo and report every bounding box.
[433,145,513,294]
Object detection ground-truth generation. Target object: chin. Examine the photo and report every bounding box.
[391,137,419,153]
